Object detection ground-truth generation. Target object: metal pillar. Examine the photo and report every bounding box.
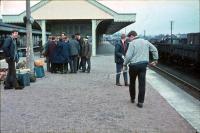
[92,19,97,56]
[26,0,34,72]
[41,20,46,46]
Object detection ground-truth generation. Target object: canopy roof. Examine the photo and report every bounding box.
[2,0,136,34]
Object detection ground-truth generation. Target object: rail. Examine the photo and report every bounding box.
[150,65,200,100]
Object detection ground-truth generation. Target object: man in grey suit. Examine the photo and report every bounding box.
[82,38,92,73]
[68,35,80,73]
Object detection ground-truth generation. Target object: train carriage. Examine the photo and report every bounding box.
[155,33,200,67]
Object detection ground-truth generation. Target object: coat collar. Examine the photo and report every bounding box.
[133,36,139,40]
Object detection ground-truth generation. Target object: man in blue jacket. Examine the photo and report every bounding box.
[52,37,66,73]
[2,30,23,90]
[114,34,129,86]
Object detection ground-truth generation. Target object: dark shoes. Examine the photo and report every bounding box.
[15,86,24,90]
[4,86,13,90]
[125,82,129,86]
[131,99,135,103]
[116,82,129,86]
[4,86,24,90]
[130,99,143,108]
[116,83,122,86]
[86,69,90,73]
[137,103,143,108]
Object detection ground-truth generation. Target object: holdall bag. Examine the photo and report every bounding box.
[16,69,36,83]
[34,66,45,78]
[17,72,30,86]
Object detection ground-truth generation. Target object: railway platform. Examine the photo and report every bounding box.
[0,55,199,133]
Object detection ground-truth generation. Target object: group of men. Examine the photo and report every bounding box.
[115,31,158,108]
[44,33,92,74]
[1,31,92,90]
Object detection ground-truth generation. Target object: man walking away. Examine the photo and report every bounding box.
[123,31,158,108]
[2,30,23,90]
[115,34,129,86]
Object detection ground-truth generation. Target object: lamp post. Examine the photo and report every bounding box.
[170,20,174,44]
[26,0,34,72]
[144,30,146,39]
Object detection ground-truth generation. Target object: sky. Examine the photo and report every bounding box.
[99,0,200,35]
[0,0,199,36]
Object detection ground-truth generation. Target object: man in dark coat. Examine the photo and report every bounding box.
[69,35,80,73]
[47,36,57,73]
[52,38,66,73]
[61,36,70,73]
[2,30,23,90]
[43,36,52,72]
[114,34,129,86]
[75,33,84,70]
[85,39,92,73]
[81,38,92,73]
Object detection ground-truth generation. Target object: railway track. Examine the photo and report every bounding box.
[149,65,200,100]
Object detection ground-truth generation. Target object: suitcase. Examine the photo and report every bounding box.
[17,72,30,86]
[34,66,45,78]
[16,69,36,82]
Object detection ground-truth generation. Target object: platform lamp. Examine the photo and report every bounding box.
[170,20,174,44]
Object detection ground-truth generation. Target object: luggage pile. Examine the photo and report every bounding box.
[15,59,45,87]
[16,69,31,87]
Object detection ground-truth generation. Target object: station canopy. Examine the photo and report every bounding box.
[2,0,136,34]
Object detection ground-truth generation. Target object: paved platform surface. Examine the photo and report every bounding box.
[0,55,197,133]
[147,69,200,132]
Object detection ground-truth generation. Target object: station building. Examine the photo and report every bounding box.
[2,0,136,56]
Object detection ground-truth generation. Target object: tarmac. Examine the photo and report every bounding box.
[0,55,199,133]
